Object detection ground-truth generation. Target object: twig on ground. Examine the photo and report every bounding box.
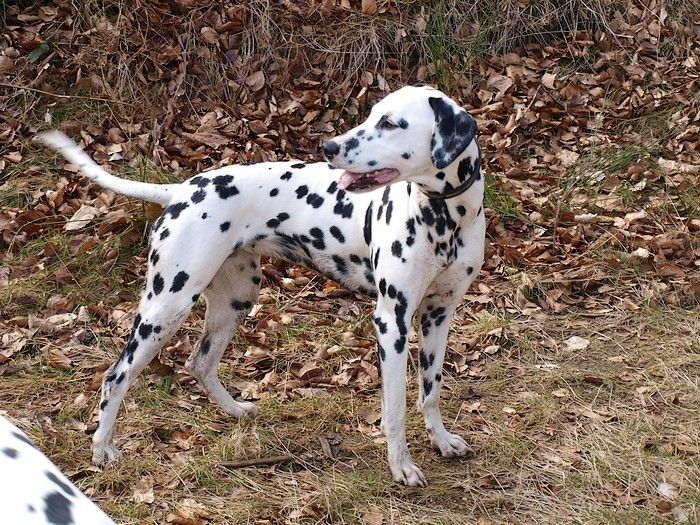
[220,455,295,469]
[0,82,133,106]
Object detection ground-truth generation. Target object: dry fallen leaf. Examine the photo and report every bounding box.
[564,336,590,351]
[47,347,72,369]
[132,476,155,504]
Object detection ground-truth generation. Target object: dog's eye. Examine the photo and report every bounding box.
[381,120,398,130]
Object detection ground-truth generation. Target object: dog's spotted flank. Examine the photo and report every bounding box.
[39,85,485,487]
[0,415,115,524]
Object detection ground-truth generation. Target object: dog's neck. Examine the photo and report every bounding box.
[414,142,483,206]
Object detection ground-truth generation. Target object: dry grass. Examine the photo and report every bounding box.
[2,291,698,523]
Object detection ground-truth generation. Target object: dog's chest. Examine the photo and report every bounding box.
[370,185,471,268]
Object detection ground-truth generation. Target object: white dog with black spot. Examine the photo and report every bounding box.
[0,414,115,524]
[39,85,485,487]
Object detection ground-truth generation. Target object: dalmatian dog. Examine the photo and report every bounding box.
[38,85,485,487]
[0,414,115,524]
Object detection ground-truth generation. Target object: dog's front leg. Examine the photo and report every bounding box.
[417,300,472,458]
[373,292,426,487]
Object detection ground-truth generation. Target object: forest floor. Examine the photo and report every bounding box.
[1,1,698,524]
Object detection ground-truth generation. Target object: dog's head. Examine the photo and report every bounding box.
[323,85,477,192]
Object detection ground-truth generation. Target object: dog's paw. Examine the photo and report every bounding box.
[390,457,428,487]
[222,400,258,418]
[431,431,472,458]
[92,443,121,467]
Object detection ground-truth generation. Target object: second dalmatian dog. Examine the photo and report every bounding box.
[39,85,485,487]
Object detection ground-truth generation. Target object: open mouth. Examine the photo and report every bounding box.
[338,168,400,191]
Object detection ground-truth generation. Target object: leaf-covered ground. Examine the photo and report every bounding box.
[1,1,698,524]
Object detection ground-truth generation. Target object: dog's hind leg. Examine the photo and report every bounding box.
[185,250,261,417]
[92,217,236,466]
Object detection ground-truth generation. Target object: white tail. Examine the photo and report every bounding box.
[38,131,174,207]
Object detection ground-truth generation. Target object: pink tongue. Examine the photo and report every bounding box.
[338,171,362,190]
[338,169,399,190]
[372,169,399,183]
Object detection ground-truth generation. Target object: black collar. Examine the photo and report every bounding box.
[423,169,480,200]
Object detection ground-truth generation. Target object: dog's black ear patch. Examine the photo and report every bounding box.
[429,97,476,169]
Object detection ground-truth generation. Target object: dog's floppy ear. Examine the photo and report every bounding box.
[429,97,477,169]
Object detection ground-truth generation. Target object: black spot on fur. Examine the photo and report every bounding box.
[419,351,430,370]
[467,266,474,275]
[398,118,408,129]
[281,171,293,180]
[201,213,208,219]
[457,205,466,216]
[364,203,373,245]
[251,276,261,285]
[215,184,239,199]
[11,431,35,449]
[220,221,231,232]
[373,248,380,268]
[159,228,170,240]
[421,314,431,336]
[394,335,406,353]
[391,241,402,258]
[373,315,388,334]
[191,189,206,203]
[138,323,153,339]
[378,344,386,361]
[435,373,442,382]
[269,188,279,197]
[436,171,446,180]
[330,226,345,243]
[327,181,338,194]
[43,491,72,524]
[349,254,362,265]
[333,255,347,274]
[150,250,160,265]
[385,201,393,225]
[423,378,433,396]
[153,273,164,295]
[402,152,411,159]
[345,138,359,153]
[169,271,189,293]
[100,399,108,410]
[309,227,325,250]
[3,447,18,458]
[378,278,387,295]
[368,160,377,166]
[165,202,189,219]
[200,338,211,355]
[306,193,324,208]
[291,163,306,169]
[457,158,471,183]
[213,175,233,186]
[189,176,210,188]
[295,185,309,198]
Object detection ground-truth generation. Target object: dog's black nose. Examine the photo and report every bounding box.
[323,140,340,159]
